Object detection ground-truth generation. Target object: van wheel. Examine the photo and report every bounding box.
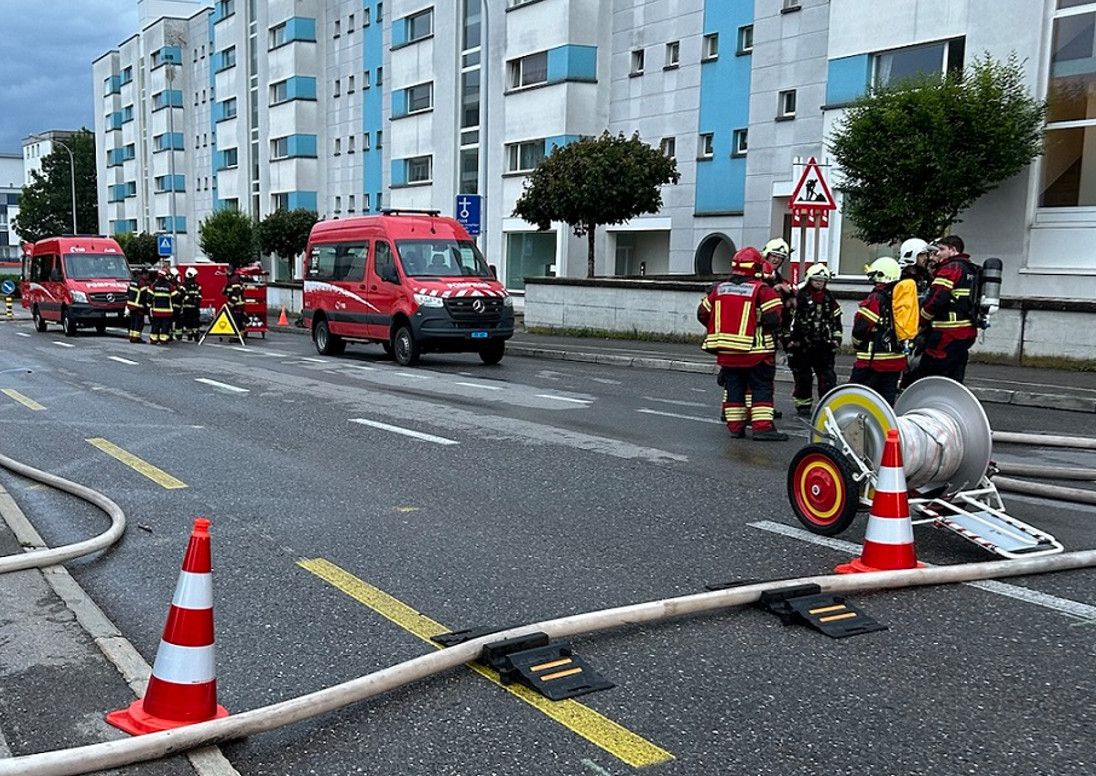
[479,340,505,366]
[32,307,47,332]
[392,324,420,366]
[314,319,345,356]
[61,308,77,337]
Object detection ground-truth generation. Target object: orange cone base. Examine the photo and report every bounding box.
[106,698,229,736]
[835,557,927,575]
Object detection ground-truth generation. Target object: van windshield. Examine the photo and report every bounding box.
[395,239,492,278]
[63,254,131,280]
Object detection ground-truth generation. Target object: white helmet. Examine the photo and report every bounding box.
[761,237,792,261]
[864,257,901,283]
[805,263,831,281]
[185,267,198,278]
[898,238,929,268]
[169,267,180,278]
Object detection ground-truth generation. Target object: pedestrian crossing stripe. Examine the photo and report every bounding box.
[198,304,244,346]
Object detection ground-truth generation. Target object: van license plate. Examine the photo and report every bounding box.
[471,330,488,339]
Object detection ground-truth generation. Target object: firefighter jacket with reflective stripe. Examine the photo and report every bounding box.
[789,287,842,347]
[697,276,782,367]
[125,282,143,311]
[921,255,977,342]
[852,283,907,372]
[182,280,202,309]
[170,284,185,311]
[149,280,175,318]
[224,281,244,306]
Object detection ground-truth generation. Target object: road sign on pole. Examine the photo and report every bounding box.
[1,280,14,296]
[157,235,175,258]
[789,157,836,228]
[455,195,482,236]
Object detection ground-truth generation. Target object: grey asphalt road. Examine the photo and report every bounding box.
[0,323,1093,776]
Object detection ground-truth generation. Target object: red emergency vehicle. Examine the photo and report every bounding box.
[21,236,132,335]
[175,261,267,335]
[301,210,514,365]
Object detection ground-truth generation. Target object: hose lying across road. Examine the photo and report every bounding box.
[1,440,1095,775]
[991,431,1096,506]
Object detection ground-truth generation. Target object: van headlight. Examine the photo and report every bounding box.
[413,293,445,308]
[71,291,88,303]
[502,296,513,307]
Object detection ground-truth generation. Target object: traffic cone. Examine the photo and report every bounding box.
[107,518,229,735]
[276,305,288,326]
[835,429,924,574]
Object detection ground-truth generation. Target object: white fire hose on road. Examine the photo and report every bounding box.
[991,431,1096,506]
[1,440,1096,775]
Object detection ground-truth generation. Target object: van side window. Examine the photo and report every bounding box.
[308,243,368,281]
[375,241,397,282]
[307,245,338,280]
[32,255,54,282]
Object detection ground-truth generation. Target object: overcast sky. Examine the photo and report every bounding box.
[0,1,140,151]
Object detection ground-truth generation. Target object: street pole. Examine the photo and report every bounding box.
[166,63,179,265]
[52,139,78,236]
[478,0,490,250]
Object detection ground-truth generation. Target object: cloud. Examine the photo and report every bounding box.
[0,0,141,150]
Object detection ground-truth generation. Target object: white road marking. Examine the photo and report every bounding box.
[108,356,139,365]
[638,408,721,424]
[590,377,622,385]
[749,520,1096,622]
[349,418,458,445]
[342,364,376,371]
[455,381,502,391]
[16,332,30,338]
[394,371,431,380]
[299,356,329,364]
[195,378,249,394]
[643,396,708,408]
[536,394,592,404]
[53,341,75,348]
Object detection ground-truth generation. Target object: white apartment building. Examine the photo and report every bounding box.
[0,154,23,261]
[92,0,1096,305]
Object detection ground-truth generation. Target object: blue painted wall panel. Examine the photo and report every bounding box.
[287,191,318,211]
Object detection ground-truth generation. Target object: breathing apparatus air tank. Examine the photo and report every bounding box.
[980,257,1003,323]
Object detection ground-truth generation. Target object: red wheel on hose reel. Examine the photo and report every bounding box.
[786,443,859,536]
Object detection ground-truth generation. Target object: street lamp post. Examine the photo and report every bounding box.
[34,135,78,235]
[478,0,490,249]
[165,62,179,264]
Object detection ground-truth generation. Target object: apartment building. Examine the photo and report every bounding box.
[93,1,1095,303]
[0,154,22,261]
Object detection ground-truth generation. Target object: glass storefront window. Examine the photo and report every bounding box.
[505,232,556,290]
[837,209,890,277]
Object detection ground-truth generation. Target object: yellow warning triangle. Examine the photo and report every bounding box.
[199,304,244,345]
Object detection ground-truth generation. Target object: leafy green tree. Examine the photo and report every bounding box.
[11,129,98,242]
[257,208,318,279]
[512,132,680,278]
[829,54,1045,245]
[198,209,257,268]
[115,232,160,267]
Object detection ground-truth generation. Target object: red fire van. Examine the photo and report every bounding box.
[301,210,514,365]
[21,236,133,335]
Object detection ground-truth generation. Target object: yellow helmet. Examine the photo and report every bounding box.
[761,238,792,260]
[864,257,900,283]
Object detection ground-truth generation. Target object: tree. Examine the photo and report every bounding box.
[115,232,160,267]
[198,209,256,268]
[11,129,98,243]
[829,54,1045,246]
[512,132,680,278]
[257,208,318,279]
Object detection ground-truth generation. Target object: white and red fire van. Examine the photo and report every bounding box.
[21,236,133,335]
[301,210,514,365]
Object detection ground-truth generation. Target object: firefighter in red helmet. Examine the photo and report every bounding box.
[697,246,788,441]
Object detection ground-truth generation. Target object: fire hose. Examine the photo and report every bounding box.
[990,431,1096,506]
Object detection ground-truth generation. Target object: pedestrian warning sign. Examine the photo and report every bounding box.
[789,156,836,228]
[198,305,244,346]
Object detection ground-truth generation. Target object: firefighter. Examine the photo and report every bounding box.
[898,238,933,297]
[787,263,842,417]
[916,234,978,383]
[148,269,175,345]
[169,268,185,341]
[848,257,907,405]
[125,270,148,343]
[224,269,246,338]
[182,267,202,341]
[697,246,787,441]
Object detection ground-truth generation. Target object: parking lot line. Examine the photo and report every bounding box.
[1,388,46,411]
[195,378,250,394]
[86,437,188,490]
[298,558,674,769]
[52,341,75,348]
[749,520,1096,622]
[637,408,720,424]
[536,394,592,405]
[349,418,458,446]
[108,356,139,366]
[454,381,502,391]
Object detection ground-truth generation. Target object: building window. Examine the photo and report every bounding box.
[702,33,719,62]
[377,2,383,20]
[348,75,355,93]
[334,19,341,37]
[348,136,356,154]
[1042,7,1096,207]
[376,192,382,210]
[407,82,433,113]
[348,194,356,212]
[782,0,801,11]
[737,25,753,55]
[271,81,288,104]
[778,89,797,118]
[377,130,383,148]
[363,133,371,151]
[348,13,355,33]
[222,148,239,168]
[334,195,342,213]
[222,97,238,119]
[407,155,432,183]
[630,49,645,76]
[407,8,433,42]
[271,137,289,159]
[272,192,289,211]
[376,67,383,86]
[665,41,680,69]
[508,51,549,89]
[506,140,546,173]
[732,128,748,157]
[334,138,342,155]
[334,79,341,97]
[215,0,235,19]
[698,133,714,159]
[363,193,371,210]
[659,137,676,160]
[364,8,371,25]
[872,37,965,90]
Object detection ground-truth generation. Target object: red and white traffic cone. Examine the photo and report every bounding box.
[835,429,924,574]
[107,518,229,735]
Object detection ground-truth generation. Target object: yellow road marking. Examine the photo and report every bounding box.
[1,388,45,411]
[298,558,673,769]
[85,438,187,490]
